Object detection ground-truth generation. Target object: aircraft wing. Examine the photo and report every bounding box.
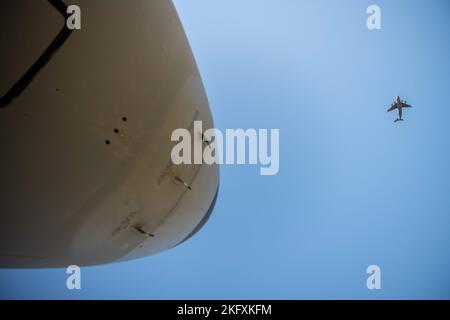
[402,103,412,108]
[387,104,397,112]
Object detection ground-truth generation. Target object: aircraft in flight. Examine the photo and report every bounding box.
[387,96,412,122]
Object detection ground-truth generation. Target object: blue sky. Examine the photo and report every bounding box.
[1,0,450,299]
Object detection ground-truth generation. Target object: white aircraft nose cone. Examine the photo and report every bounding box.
[0,0,218,267]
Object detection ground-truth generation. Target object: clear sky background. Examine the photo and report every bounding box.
[1,0,450,299]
